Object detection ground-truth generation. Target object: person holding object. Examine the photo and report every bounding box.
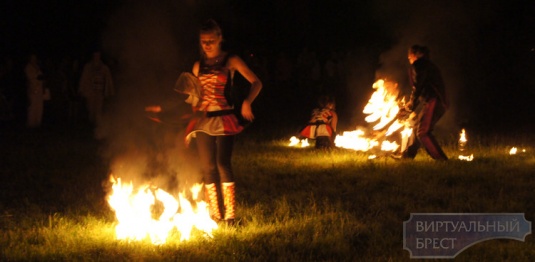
[185,19,262,224]
[396,45,448,160]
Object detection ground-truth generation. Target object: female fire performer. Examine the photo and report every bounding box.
[185,19,262,224]
[397,45,448,160]
[299,95,338,149]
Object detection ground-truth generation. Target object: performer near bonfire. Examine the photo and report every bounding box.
[184,19,262,224]
[299,95,338,149]
[396,45,448,160]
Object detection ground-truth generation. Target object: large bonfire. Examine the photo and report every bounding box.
[334,79,414,155]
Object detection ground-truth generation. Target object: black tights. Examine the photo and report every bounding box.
[195,133,235,184]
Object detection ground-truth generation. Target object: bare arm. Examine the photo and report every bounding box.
[192,61,200,77]
[228,56,262,121]
[331,111,338,132]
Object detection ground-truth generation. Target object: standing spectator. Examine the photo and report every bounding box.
[79,51,114,125]
[24,54,45,128]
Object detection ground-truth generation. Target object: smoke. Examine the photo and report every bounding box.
[96,1,204,192]
[371,0,498,134]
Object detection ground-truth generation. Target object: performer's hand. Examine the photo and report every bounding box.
[145,105,162,113]
[241,100,254,122]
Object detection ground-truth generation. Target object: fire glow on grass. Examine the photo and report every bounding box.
[334,79,411,153]
[107,176,218,244]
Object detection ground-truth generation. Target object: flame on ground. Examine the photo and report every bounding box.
[288,136,310,147]
[457,129,475,160]
[458,129,467,151]
[335,79,410,153]
[510,147,518,155]
[509,147,526,155]
[458,154,474,161]
[107,176,218,244]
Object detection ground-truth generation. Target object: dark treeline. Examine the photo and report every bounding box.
[1,0,534,134]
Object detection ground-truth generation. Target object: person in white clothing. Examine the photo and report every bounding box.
[24,54,45,128]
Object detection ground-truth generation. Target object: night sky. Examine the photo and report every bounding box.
[1,0,534,134]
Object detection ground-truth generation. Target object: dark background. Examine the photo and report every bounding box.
[1,0,534,136]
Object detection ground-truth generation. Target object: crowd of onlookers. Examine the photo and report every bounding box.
[0,50,115,129]
[0,46,352,129]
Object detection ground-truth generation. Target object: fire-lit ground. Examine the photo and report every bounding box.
[290,79,413,156]
[1,116,535,260]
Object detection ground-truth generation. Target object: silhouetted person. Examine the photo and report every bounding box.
[24,54,45,128]
[79,51,114,125]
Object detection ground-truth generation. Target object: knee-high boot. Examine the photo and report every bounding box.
[222,182,236,223]
[204,183,221,221]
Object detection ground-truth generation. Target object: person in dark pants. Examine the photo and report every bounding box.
[185,19,262,224]
[399,45,448,161]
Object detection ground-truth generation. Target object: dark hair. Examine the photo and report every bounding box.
[318,95,335,109]
[200,19,222,37]
[199,19,223,59]
[409,45,430,59]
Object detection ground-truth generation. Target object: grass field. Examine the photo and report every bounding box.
[1,120,535,261]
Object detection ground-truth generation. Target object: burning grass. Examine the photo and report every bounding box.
[1,124,535,260]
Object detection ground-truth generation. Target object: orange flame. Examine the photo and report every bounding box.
[335,79,408,153]
[288,136,310,147]
[107,176,218,244]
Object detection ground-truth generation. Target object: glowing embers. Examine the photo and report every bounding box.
[107,176,218,244]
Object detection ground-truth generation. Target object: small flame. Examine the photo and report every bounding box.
[510,147,518,155]
[509,147,526,155]
[288,136,300,146]
[459,129,467,142]
[458,154,474,161]
[107,176,218,244]
[458,129,467,151]
[288,136,310,147]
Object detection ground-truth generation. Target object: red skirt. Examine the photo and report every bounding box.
[185,113,244,145]
[299,124,333,139]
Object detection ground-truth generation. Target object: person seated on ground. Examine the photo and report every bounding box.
[299,95,338,149]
